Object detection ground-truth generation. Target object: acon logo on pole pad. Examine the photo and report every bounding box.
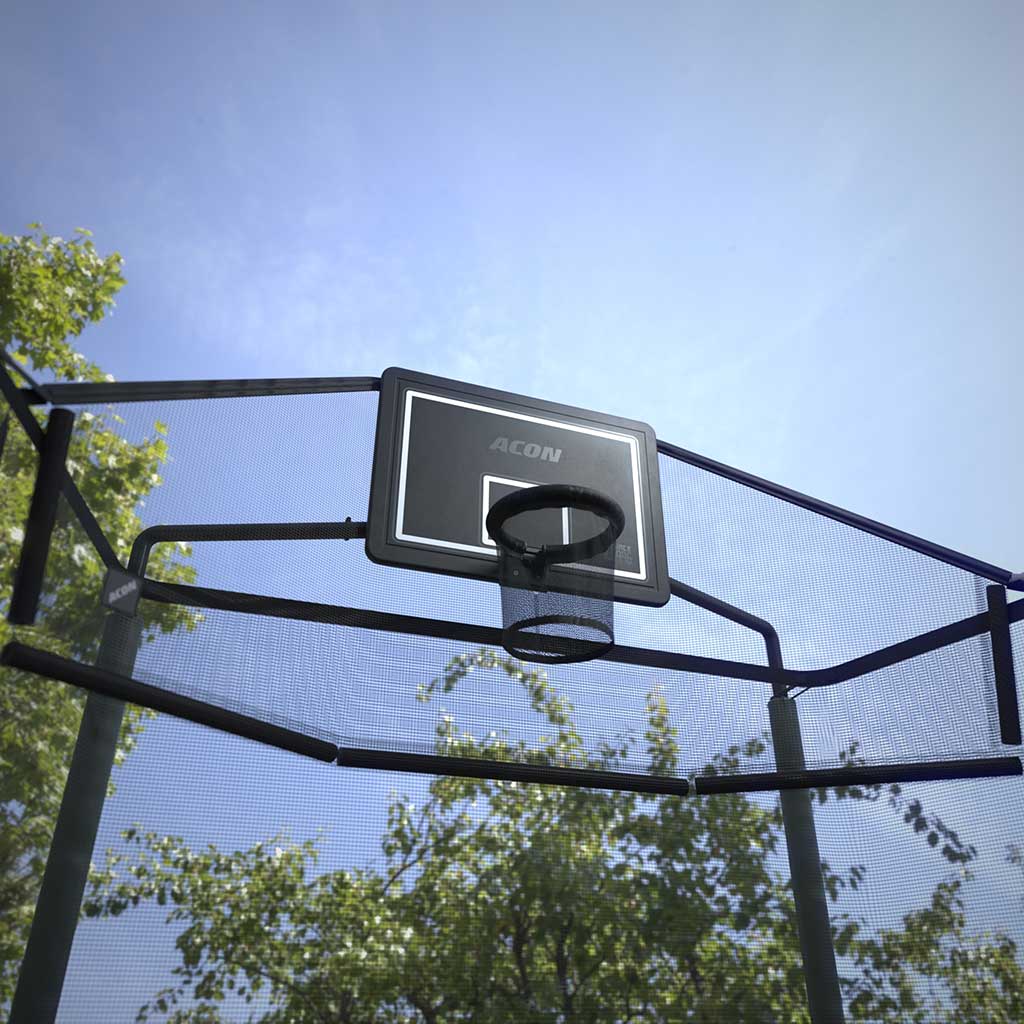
[100,568,142,617]
[489,437,563,463]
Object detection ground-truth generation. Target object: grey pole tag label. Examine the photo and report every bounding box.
[101,568,142,617]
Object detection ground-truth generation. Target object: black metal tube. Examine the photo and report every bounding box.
[7,618,138,1024]
[813,606,1000,687]
[20,375,381,405]
[8,527,179,1021]
[141,577,789,684]
[669,577,783,668]
[1,643,335,765]
[7,408,75,625]
[769,694,845,1024]
[664,581,842,1018]
[987,586,1022,745]
[1,642,338,763]
[694,756,1022,795]
[2,642,693,795]
[338,748,689,796]
[657,438,1020,590]
[130,520,367,575]
[0,364,121,570]
[138,574,1024,690]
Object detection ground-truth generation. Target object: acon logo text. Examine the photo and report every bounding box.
[107,578,139,602]
[489,437,562,463]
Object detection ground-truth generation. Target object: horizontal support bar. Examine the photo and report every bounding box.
[811,604,1019,686]
[1,641,689,795]
[141,577,1024,689]
[130,520,367,575]
[657,439,1020,589]
[140,578,791,684]
[4,643,1020,797]
[0,642,337,763]
[987,585,1022,745]
[338,748,690,796]
[693,756,1022,795]
[138,521,367,545]
[133,524,785,677]
[21,376,381,405]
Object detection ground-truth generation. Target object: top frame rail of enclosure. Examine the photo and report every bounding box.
[20,375,1021,590]
[21,376,381,404]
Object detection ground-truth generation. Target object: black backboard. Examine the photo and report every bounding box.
[366,367,670,606]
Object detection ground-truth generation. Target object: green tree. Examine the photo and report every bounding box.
[86,650,1024,1023]
[0,225,197,1010]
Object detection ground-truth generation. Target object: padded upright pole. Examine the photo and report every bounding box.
[8,614,141,1024]
[8,408,75,625]
[770,693,845,1024]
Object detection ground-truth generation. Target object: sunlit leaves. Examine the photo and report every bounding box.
[83,650,1024,1022]
[0,226,197,1011]
[0,226,125,380]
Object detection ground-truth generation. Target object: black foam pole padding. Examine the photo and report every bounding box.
[0,364,121,571]
[337,747,690,796]
[693,756,1022,795]
[0,642,338,764]
[987,585,1022,745]
[8,408,76,625]
[138,520,368,544]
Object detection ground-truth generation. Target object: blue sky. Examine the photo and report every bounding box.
[3,1,1021,569]
[3,2,1023,1019]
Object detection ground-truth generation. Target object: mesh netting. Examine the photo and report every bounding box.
[657,455,998,666]
[492,486,621,664]
[54,718,1024,1023]
[2,385,1023,1022]
[41,391,1017,772]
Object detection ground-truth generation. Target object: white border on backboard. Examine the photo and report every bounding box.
[480,475,571,548]
[394,389,648,582]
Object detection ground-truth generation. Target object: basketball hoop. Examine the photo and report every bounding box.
[485,484,625,664]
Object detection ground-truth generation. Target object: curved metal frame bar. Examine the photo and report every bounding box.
[126,522,1023,693]
[7,369,1019,1024]
[4,642,1019,800]
[16,370,1019,588]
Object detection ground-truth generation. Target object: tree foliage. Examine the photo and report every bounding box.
[87,651,1024,1023]
[3,227,1021,1023]
[0,225,197,1009]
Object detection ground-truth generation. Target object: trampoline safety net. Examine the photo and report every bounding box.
[1,380,1022,1023]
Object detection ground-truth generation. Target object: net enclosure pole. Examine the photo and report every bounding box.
[667,578,844,1021]
[7,408,75,625]
[770,687,846,1024]
[8,603,142,1023]
[7,520,365,1022]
